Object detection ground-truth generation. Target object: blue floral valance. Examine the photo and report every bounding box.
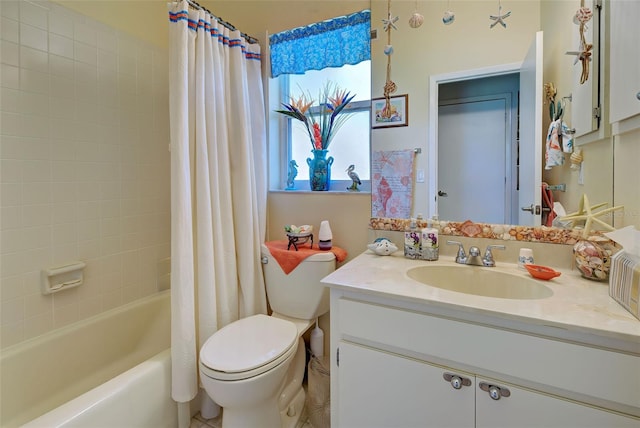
[269,10,370,77]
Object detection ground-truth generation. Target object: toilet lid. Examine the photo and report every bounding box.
[200,314,297,374]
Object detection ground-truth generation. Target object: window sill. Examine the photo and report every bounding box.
[269,189,371,195]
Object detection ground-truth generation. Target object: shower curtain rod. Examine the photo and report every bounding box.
[184,0,259,44]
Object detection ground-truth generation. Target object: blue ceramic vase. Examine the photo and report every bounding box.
[307,149,333,191]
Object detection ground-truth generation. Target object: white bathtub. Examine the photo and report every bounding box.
[0,291,175,428]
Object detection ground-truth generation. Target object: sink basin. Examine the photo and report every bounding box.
[407,265,554,300]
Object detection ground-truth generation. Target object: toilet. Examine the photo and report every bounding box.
[199,243,336,428]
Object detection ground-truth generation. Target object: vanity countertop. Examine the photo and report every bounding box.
[322,251,640,352]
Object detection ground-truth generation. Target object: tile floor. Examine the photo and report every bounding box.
[189,410,313,428]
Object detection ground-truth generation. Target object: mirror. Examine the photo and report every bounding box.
[369,0,614,235]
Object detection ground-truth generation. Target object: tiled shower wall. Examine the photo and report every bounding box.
[0,0,170,348]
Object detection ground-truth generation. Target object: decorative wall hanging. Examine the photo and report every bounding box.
[544,82,558,121]
[380,0,398,120]
[489,0,511,29]
[409,0,424,28]
[566,0,593,84]
[372,94,408,128]
[442,0,455,25]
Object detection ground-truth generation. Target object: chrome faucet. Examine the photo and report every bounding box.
[446,241,505,267]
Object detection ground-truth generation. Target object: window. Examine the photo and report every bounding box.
[269,9,371,191]
[285,61,371,190]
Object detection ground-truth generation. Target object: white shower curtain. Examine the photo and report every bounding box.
[168,1,268,404]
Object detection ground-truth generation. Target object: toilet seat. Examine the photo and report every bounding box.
[200,314,298,381]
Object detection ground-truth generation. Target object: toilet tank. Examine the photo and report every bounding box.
[261,244,335,320]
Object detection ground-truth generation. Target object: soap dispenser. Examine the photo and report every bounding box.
[421,216,439,261]
[404,217,421,259]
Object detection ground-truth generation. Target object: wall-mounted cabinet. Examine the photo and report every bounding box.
[609,0,640,130]
[572,0,604,140]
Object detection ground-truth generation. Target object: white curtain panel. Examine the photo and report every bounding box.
[168,1,268,403]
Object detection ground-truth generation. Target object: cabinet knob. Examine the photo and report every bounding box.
[479,382,511,400]
[636,91,640,101]
[443,372,471,389]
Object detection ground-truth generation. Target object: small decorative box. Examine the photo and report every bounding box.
[609,251,640,321]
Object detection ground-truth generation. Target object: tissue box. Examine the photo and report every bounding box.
[609,250,640,320]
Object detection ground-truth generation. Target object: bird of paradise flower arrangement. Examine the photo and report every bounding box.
[275,82,356,150]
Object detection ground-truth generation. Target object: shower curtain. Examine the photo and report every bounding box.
[168,0,268,405]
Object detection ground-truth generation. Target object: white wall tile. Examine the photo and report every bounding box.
[117,54,136,76]
[49,33,73,58]
[24,292,52,317]
[1,205,22,230]
[1,17,19,43]
[20,45,48,72]
[49,8,74,38]
[97,30,116,54]
[20,113,49,138]
[1,182,22,206]
[22,159,51,181]
[77,200,99,220]
[20,68,49,94]
[1,64,20,89]
[20,91,49,116]
[49,54,74,77]
[74,21,96,46]
[19,225,51,251]
[0,274,25,300]
[0,1,20,21]
[23,312,53,340]
[51,160,77,181]
[74,62,97,85]
[51,181,77,203]
[22,181,50,204]
[1,40,19,66]
[19,23,47,52]
[1,297,25,324]
[18,201,48,226]
[0,159,22,182]
[49,96,75,119]
[1,1,170,349]
[74,41,96,65]
[53,301,79,328]
[1,251,26,278]
[50,140,76,161]
[22,247,52,274]
[20,1,48,30]
[52,201,77,224]
[0,89,19,115]
[52,222,77,245]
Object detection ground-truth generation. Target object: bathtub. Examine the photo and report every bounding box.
[1,290,175,428]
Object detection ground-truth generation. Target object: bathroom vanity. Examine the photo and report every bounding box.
[322,252,640,428]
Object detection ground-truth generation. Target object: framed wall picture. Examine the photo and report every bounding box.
[371,94,409,128]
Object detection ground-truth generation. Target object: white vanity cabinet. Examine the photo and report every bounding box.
[609,0,640,126]
[329,292,640,428]
[337,340,475,428]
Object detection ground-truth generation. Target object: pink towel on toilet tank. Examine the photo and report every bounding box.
[264,240,347,275]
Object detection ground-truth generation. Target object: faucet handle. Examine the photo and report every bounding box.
[446,240,467,264]
[483,245,506,267]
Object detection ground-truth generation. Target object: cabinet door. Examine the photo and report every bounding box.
[610,0,640,123]
[476,378,639,428]
[336,341,474,428]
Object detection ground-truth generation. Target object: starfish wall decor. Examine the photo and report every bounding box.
[489,3,511,29]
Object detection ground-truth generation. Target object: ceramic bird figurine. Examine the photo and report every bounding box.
[285,160,298,190]
[346,164,361,191]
